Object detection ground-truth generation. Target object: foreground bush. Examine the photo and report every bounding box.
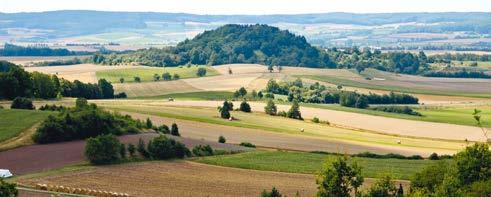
[261,187,282,197]
[0,178,17,197]
[33,99,141,143]
[85,134,121,165]
[10,97,34,110]
[147,135,190,159]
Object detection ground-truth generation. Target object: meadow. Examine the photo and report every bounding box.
[193,150,442,180]
[96,65,219,83]
[0,109,54,142]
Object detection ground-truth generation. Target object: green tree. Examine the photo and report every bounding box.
[119,77,124,83]
[98,78,114,99]
[365,175,397,197]
[239,100,251,112]
[173,73,180,80]
[85,134,121,165]
[453,143,490,184]
[171,123,180,136]
[10,97,34,110]
[264,99,277,115]
[197,67,207,77]
[134,76,141,83]
[261,187,282,197]
[137,138,149,158]
[128,143,136,157]
[0,178,17,197]
[75,97,88,109]
[162,72,172,80]
[268,64,274,73]
[153,73,160,81]
[146,117,153,129]
[218,101,233,119]
[287,100,302,120]
[218,135,226,143]
[119,143,127,159]
[31,71,57,99]
[147,135,189,159]
[316,156,364,197]
[258,91,264,99]
[238,87,247,97]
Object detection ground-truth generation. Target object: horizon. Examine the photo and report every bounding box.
[2,0,491,15]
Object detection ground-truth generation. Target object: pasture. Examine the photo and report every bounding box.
[0,109,53,142]
[95,65,219,83]
[193,150,442,180]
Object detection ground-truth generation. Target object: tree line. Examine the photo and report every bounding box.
[0,43,90,56]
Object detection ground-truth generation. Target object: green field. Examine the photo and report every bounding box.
[300,75,491,98]
[99,102,464,151]
[0,109,53,142]
[134,91,235,100]
[193,150,442,180]
[96,66,220,83]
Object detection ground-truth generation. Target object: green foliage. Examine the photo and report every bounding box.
[10,97,34,110]
[196,67,207,77]
[31,71,58,99]
[127,143,136,157]
[0,61,33,99]
[134,76,141,82]
[365,175,398,197]
[173,73,180,80]
[239,142,256,148]
[0,178,18,197]
[370,106,421,116]
[33,101,141,143]
[261,187,282,197]
[137,138,150,158]
[218,101,233,119]
[119,143,127,159]
[39,104,66,112]
[145,117,153,129]
[85,134,121,165]
[192,144,214,156]
[98,79,114,99]
[316,156,364,197]
[170,123,180,136]
[287,100,303,120]
[239,100,251,112]
[454,143,490,184]
[238,87,247,97]
[162,72,172,80]
[0,43,79,56]
[147,135,189,159]
[264,99,277,115]
[312,117,320,123]
[155,124,170,134]
[218,135,226,143]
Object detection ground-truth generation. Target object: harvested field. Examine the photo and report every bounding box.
[0,56,90,66]
[24,64,137,83]
[95,66,219,83]
[0,133,245,175]
[17,161,410,197]
[124,100,486,142]
[112,80,200,97]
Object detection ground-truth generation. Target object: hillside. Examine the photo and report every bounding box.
[95,24,335,68]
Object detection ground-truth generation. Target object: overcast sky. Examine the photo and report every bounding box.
[2,0,491,14]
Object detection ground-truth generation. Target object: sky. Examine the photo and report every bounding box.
[2,0,491,14]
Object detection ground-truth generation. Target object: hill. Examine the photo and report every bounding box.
[95,24,335,68]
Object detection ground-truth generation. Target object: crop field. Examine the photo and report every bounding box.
[24,64,136,83]
[135,91,235,100]
[112,80,200,97]
[95,101,467,155]
[95,65,220,83]
[193,150,442,180]
[0,56,90,66]
[0,109,53,142]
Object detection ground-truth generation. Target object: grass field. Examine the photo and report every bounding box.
[193,150,442,180]
[96,66,219,83]
[98,102,466,153]
[0,109,53,142]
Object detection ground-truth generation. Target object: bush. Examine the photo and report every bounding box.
[239,142,256,148]
[264,99,277,115]
[196,67,207,77]
[156,124,170,134]
[128,143,136,157]
[312,117,320,123]
[147,135,190,159]
[114,92,127,98]
[134,76,141,82]
[145,118,153,129]
[173,74,180,80]
[170,123,180,136]
[261,187,282,197]
[192,144,214,156]
[287,100,303,120]
[429,152,440,160]
[0,178,17,197]
[39,104,65,111]
[85,134,121,165]
[119,144,127,159]
[137,138,150,158]
[218,135,226,143]
[10,97,34,110]
[370,106,422,116]
[239,100,251,112]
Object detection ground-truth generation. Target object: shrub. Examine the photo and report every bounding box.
[429,153,440,160]
[218,135,226,143]
[173,74,180,80]
[353,152,424,160]
[156,124,170,134]
[196,67,207,77]
[114,92,127,98]
[134,76,141,82]
[10,97,34,110]
[264,99,277,115]
[239,100,251,112]
[365,175,398,197]
[147,135,190,159]
[312,117,320,123]
[239,142,256,148]
[145,118,153,129]
[162,72,172,81]
[39,104,65,111]
[170,123,180,136]
[137,138,150,158]
[277,111,287,117]
[119,78,124,83]
[0,178,17,197]
[192,144,214,156]
[370,106,422,116]
[287,100,303,120]
[85,134,121,165]
[119,144,126,159]
[261,187,282,197]
[127,143,136,157]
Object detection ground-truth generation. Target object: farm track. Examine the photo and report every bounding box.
[0,133,246,175]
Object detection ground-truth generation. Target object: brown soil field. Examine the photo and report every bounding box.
[152,100,485,142]
[123,111,451,156]
[17,160,410,197]
[0,133,245,175]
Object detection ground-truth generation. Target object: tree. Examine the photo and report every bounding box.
[128,143,136,157]
[261,187,282,197]
[258,91,264,99]
[98,79,114,99]
[316,156,363,197]
[10,97,34,110]
[153,73,160,81]
[268,64,274,73]
[134,76,141,83]
[171,123,180,136]
[365,175,398,197]
[146,117,153,129]
[218,101,233,119]
[453,143,490,184]
[192,144,214,156]
[251,90,258,98]
[238,87,247,97]
[218,135,226,143]
[119,78,124,83]
[287,100,302,120]
[119,143,127,159]
[75,97,88,109]
[197,67,207,77]
[162,72,172,81]
[239,100,251,112]
[31,71,57,99]
[173,73,180,80]
[264,99,277,115]
[147,135,189,159]
[137,138,149,158]
[85,134,121,165]
[0,178,17,197]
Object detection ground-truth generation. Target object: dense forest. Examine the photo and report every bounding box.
[0,60,122,99]
[0,44,90,56]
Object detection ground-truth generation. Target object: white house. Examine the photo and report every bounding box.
[0,169,12,178]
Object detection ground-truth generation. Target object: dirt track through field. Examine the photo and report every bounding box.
[17,160,410,197]
[124,112,446,156]
[156,100,486,142]
[0,133,245,175]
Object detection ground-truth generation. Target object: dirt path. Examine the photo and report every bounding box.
[17,160,410,197]
[125,112,447,156]
[155,100,485,142]
[0,133,245,175]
